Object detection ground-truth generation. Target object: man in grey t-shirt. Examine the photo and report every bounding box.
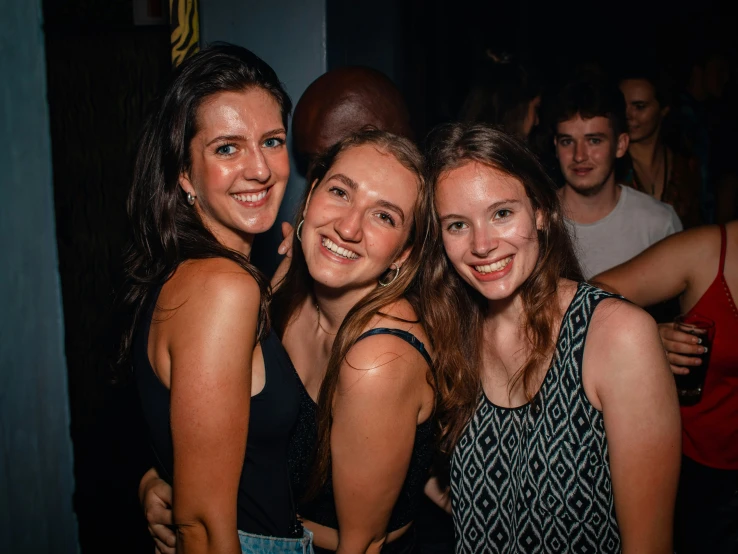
[552,74,682,279]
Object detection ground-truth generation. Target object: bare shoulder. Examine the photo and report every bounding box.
[160,258,263,327]
[588,296,656,348]
[341,300,430,392]
[584,296,674,409]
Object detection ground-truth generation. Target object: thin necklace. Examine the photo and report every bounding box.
[315,303,338,336]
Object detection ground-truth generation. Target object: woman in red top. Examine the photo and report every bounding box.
[594,221,738,553]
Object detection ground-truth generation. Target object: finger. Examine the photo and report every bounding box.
[670,329,704,344]
[670,364,690,376]
[153,536,176,554]
[282,221,294,239]
[152,481,173,506]
[152,524,177,548]
[667,352,702,367]
[663,339,706,356]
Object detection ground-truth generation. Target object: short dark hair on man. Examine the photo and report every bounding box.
[551,73,627,137]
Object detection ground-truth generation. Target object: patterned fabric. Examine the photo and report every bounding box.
[169,0,199,66]
[451,283,622,553]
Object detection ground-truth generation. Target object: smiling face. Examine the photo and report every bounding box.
[555,114,628,197]
[179,88,289,253]
[301,144,418,296]
[620,79,668,143]
[436,161,542,304]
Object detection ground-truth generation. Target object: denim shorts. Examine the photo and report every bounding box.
[238,528,314,554]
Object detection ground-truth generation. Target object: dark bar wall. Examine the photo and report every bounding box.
[0,0,79,552]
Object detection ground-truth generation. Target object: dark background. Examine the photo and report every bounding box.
[41,0,735,552]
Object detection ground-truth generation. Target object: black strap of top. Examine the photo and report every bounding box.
[355,328,433,367]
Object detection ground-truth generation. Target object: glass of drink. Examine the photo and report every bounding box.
[673,313,715,406]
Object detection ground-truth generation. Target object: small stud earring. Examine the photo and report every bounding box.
[186,192,196,205]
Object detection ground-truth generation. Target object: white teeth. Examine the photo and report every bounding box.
[322,237,358,259]
[475,256,512,274]
[232,190,267,203]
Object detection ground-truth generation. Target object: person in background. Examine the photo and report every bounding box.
[458,51,542,141]
[122,43,313,553]
[424,123,681,553]
[593,221,738,554]
[551,72,682,279]
[619,65,702,228]
[291,66,414,175]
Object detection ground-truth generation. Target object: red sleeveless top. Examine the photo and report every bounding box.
[681,225,738,469]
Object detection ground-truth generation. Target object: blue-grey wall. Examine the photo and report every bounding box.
[0,0,79,552]
[200,0,328,276]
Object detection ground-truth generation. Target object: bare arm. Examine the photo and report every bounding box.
[168,266,260,554]
[331,335,428,554]
[592,226,711,306]
[587,301,681,553]
[424,477,452,515]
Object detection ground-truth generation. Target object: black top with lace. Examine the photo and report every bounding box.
[287,328,436,532]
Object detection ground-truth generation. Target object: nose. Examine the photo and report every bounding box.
[470,226,498,257]
[334,207,363,242]
[625,105,635,123]
[573,141,588,163]
[243,145,272,183]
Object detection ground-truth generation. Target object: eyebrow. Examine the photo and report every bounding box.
[439,199,520,222]
[205,128,286,147]
[555,132,608,139]
[329,173,407,224]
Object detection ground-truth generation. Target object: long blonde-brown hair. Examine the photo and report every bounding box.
[271,128,433,498]
[422,123,583,458]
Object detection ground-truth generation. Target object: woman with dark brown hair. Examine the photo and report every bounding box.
[423,123,681,553]
[619,66,702,228]
[140,129,437,554]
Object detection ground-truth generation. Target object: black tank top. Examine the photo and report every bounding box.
[287,328,436,532]
[134,285,301,538]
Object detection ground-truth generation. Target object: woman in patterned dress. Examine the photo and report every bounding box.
[422,123,681,553]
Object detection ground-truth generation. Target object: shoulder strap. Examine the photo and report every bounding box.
[355,328,433,367]
[719,224,727,275]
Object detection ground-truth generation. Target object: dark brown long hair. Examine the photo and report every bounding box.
[271,129,432,498]
[423,123,583,456]
[118,43,292,376]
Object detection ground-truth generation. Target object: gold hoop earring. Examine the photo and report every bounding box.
[296,220,304,242]
[378,263,400,287]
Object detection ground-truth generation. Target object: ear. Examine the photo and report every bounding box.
[303,179,319,216]
[179,172,195,197]
[393,245,413,270]
[615,132,630,159]
[535,208,545,231]
[661,105,671,118]
[553,136,560,159]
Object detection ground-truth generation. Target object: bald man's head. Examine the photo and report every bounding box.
[292,67,413,172]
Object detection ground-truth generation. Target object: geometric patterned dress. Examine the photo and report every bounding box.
[451,283,622,553]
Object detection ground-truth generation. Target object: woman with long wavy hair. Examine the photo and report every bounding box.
[121,43,315,553]
[423,123,681,553]
[140,129,438,554]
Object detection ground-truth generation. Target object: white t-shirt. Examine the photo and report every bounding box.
[565,185,683,279]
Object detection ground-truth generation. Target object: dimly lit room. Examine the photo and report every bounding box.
[2,0,736,552]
